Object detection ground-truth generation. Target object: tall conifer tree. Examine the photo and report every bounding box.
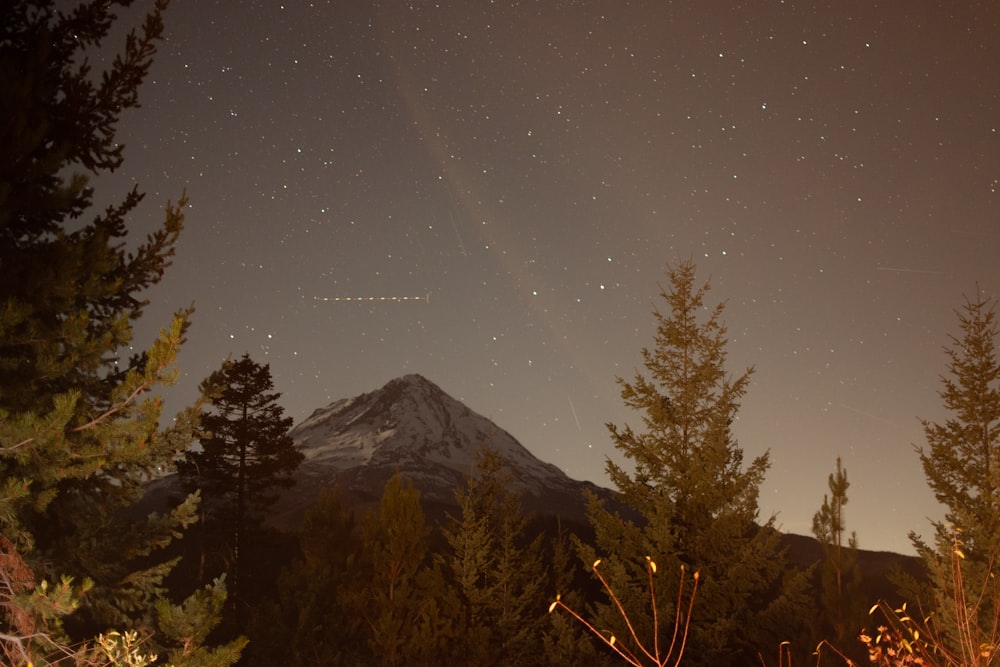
[440,447,545,666]
[243,488,366,667]
[0,1,243,663]
[179,353,302,619]
[911,291,1000,653]
[542,522,613,667]
[812,457,864,662]
[361,472,453,666]
[582,260,808,667]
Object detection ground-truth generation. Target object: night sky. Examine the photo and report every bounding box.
[95,1,999,554]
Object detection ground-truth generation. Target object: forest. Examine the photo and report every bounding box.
[2,2,999,666]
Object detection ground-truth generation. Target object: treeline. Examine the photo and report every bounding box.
[186,263,874,667]
[239,454,574,666]
[2,3,999,667]
[173,253,998,666]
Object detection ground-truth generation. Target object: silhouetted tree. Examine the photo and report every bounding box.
[909,291,1000,654]
[361,472,454,666]
[439,447,545,666]
[244,487,366,667]
[0,1,242,663]
[179,353,302,620]
[583,260,810,667]
[541,521,613,667]
[812,457,864,663]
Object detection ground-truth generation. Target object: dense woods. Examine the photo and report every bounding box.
[2,2,999,666]
[0,1,244,664]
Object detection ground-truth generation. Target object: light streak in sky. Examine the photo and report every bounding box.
[313,294,429,302]
[448,211,468,256]
[567,396,582,431]
[874,266,945,275]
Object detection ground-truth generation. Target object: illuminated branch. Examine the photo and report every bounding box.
[549,557,700,667]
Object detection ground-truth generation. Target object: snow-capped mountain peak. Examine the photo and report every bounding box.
[288,374,604,516]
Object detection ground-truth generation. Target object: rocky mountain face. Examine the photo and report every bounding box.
[272,374,613,527]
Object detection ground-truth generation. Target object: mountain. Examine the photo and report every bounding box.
[275,373,921,597]
[271,373,614,526]
[141,372,920,605]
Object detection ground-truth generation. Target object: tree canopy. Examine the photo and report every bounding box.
[0,1,243,663]
[181,353,301,523]
[911,291,1000,655]
[439,446,545,665]
[583,260,809,667]
[811,457,864,662]
[178,353,302,629]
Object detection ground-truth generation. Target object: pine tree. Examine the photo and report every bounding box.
[439,447,546,666]
[243,488,366,667]
[0,1,242,663]
[178,353,302,620]
[811,457,864,663]
[582,260,809,667]
[910,291,1000,654]
[361,472,454,666]
[541,521,613,667]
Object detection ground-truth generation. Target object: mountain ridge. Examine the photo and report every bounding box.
[274,373,921,600]
[270,373,614,526]
[139,373,920,603]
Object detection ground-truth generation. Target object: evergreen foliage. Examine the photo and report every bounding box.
[178,353,302,617]
[0,1,241,664]
[360,472,454,666]
[154,577,247,667]
[439,447,546,666]
[811,457,864,663]
[242,487,366,667]
[910,291,1000,654]
[582,260,809,667]
[541,522,613,667]
[247,477,457,667]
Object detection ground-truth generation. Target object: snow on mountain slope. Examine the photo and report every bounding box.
[288,374,604,517]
